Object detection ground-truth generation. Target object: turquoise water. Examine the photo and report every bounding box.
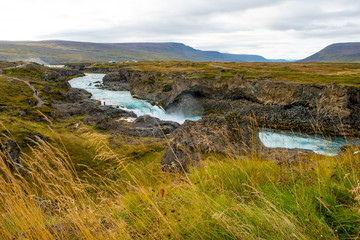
[69,74,359,156]
[69,74,200,124]
[259,130,359,156]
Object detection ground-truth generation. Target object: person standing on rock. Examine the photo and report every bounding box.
[35,89,37,95]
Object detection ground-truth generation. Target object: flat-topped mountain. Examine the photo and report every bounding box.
[301,42,360,63]
[0,40,272,63]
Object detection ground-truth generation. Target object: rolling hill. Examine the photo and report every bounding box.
[300,42,360,63]
[0,40,273,63]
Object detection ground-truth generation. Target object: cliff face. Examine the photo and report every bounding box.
[102,70,360,135]
[166,75,356,118]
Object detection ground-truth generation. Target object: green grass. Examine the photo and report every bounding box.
[0,75,34,109]
[89,61,360,88]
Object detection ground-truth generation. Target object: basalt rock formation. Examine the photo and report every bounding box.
[101,71,131,91]
[161,75,360,135]
[101,70,168,104]
[102,70,360,135]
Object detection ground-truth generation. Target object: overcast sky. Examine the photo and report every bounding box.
[1,0,360,59]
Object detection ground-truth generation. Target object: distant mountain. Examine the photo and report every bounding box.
[300,42,360,63]
[0,40,274,63]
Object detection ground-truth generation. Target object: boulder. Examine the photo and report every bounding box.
[100,105,137,118]
[161,115,262,172]
[130,115,180,137]
[84,115,120,130]
[65,88,92,103]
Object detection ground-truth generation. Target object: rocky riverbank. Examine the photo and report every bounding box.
[101,69,360,136]
[52,87,180,138]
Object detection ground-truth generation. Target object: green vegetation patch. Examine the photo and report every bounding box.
[89,61,360,87]
[0,75,34,109]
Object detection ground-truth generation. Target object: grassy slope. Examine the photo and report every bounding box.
[0,63,359,239]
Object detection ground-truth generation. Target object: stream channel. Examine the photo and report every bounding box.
[69,73,359,156]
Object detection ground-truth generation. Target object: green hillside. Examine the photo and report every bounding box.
[0,40,269,63]
[301,42,360,63]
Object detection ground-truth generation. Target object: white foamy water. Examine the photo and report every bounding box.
[45,64,66,68]
[69,74,200,124]
[259,130,359,156]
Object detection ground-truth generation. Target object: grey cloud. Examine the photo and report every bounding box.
[263,3,360,38]
[299,23,360,38]
[41,14,240,42]
[162,0,287,16]
[36,0,360,59]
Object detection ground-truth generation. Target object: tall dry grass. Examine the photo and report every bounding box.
[0,122,359,239]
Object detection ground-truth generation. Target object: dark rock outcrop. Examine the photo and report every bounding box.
[52,98,136,120]
[129,115,180,137]
[101,71,132,91]
[161,115,262,172]
[84,114,180,137]
[65,88,92,103]
[42,68,84,82]
[0,139,23,170]
[102,70,169,102]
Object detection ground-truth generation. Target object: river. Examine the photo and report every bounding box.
[69,73,359,156]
